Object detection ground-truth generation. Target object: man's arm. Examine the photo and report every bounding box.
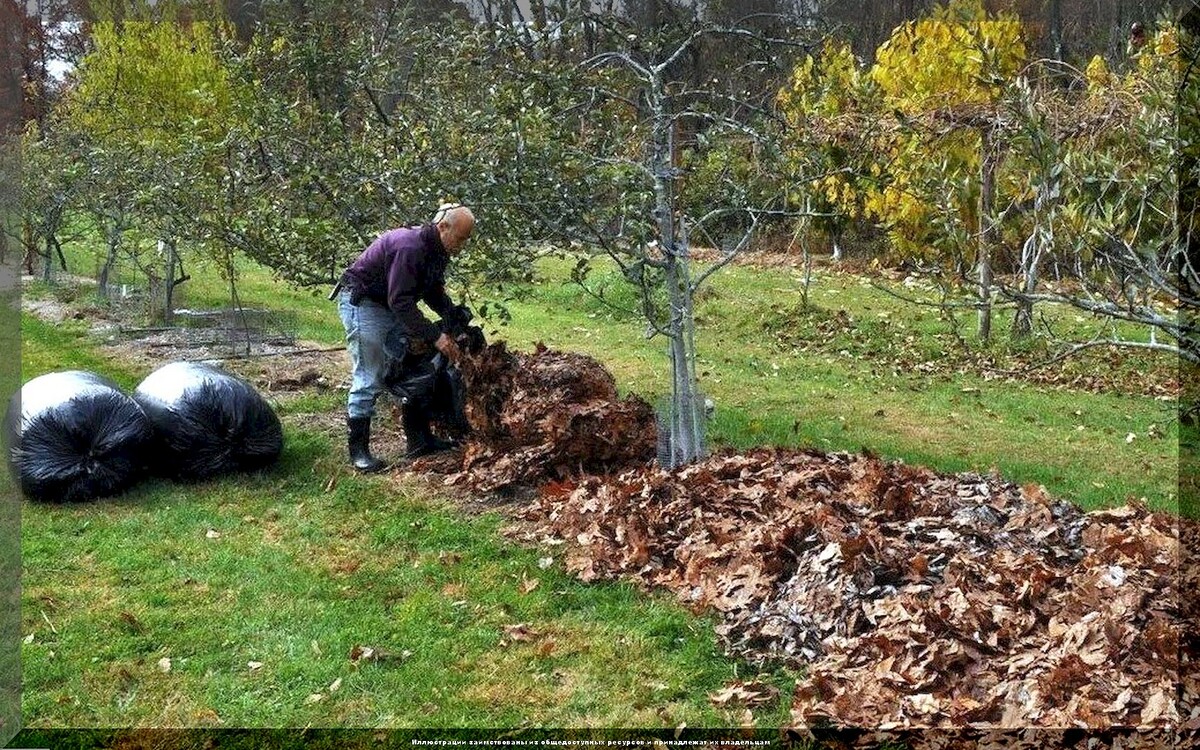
[386,248,441,344]
[422,283,456,322]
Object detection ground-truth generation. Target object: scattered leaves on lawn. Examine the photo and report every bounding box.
[118,611,146,634]
[348,645,376,664]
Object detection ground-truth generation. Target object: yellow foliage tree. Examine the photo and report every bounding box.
[778,0,1027,339]
[777,39,883,260]
[64,20,237,151]
[55,18,243,313]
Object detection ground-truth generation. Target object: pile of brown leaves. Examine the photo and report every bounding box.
[439,342,657,492]
[514,446,1196,731]
[412,342,1194,735]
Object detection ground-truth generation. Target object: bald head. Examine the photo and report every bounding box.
[434,203,475,254]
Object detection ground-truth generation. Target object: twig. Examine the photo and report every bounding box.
[869,280,1010,311]
[195,346,347,361]
[986,338,1195,377]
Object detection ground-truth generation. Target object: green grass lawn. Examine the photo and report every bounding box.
[17,317,793,729]
[13,240,1182,730]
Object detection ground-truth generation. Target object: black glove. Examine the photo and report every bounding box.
[444,304,472,328]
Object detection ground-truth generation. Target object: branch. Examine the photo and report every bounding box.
[569,265,642,319]
[870,281,998,310]
[690,210,759,292]
[362,85,393,129]
[997,286,1187,338]
[581,50,650,80]
[563,84,641,114]
[657,22,816,73]
[655,27,711,73]
[989,338,1198,371]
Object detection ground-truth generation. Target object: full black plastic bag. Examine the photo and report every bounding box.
[382,320,478,436]
[133,361,283,480]
[5,370,154,502]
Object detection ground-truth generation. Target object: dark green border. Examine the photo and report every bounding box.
[1179,0,1200,738]
[0,0,24,745]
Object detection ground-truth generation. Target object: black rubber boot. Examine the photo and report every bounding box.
[402,405,456,460]
[347,416,387,473]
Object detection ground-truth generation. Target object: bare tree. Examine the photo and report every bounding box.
[530,12,816,466]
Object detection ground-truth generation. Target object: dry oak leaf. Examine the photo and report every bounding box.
[709,679,780,707]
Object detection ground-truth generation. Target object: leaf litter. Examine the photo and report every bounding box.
[410,341,1196,739]
[519,449,1194,734]
[419,341,657,492]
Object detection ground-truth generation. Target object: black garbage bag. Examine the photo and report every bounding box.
[430,365,470,435]
[133,361,283,480]
[5,370,153,502]
[382,319,478,437]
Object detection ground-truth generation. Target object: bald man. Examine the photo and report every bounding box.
[337,204,475,472]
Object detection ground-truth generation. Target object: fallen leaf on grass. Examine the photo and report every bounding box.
[206,529,221,539]
[157,657,172,673]
[349,645,376,664]
[247,661,263,671]
[193,708,221,724]
[349,645,410,665]
[119,611,146,634]
[709,680,780,707]
[519,576,540,594]
[304,693,324,705]
[502,623,537,643]
[328,677,342,693]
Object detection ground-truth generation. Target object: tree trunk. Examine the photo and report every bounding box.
[1011,233,1038,338]
[22,222,35,275]
[1048,0,1065,62]
[41,235,52,283]
[98,227,120,300]
[651,70,703,468]
[161,237,181,324]
[978,127,998,342]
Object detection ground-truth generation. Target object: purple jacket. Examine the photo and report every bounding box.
[342,224,454,343]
